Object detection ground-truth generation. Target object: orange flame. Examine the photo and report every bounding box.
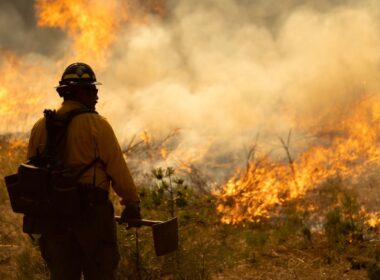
[141,129,150,145]
[172,143,211,172]
[0,1,166,132]
[35,0,165,67]
[160,147,168,159]
[0,51,53,132]
[35,0,128,66]
[365,211,380,228]
[217,98,380,224]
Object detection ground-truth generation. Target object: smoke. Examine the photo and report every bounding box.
[2,0,380,169]
[104,0,380,152]
[0,0,65,56]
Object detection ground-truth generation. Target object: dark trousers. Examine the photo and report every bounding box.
[39,191,120,280]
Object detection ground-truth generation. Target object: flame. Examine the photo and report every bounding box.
[160,147,168,159]
[0,1,167,134]
[141,129,150,145]
[2,0,377,229]
[0,51,52,133]
[172,143,211,171]
[137,129,210,171]
[217,98,380,224]
[366,212,380,228]
[35,0,165,67]
[0,87,9,114]
[35,0,128,66]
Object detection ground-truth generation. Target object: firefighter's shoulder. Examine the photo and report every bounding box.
[30,117,46,134]
[75,111,111,125]
[72,112,115,133]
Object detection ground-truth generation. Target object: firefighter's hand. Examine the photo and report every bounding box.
[119,202,142,227]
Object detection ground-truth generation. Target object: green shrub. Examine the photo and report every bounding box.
[245,230,269,247]
[323,191,364,250]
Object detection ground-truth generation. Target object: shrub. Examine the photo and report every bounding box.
[324,191,364,250]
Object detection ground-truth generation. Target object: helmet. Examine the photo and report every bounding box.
[56,62,101,89]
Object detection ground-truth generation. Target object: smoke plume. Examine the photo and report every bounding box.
[1,0,380,172]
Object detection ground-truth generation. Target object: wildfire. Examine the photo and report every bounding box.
[1,0,379,231]
[365,211,380,228]
[138,129,210,172]
[0,51,52,133]
[35,0,128,66]
[0,0,167,133]
[217,98,380,224]
[141,130,150,146]
[160,147,168,159]
[35,0,166,66]
[171,142,211,172]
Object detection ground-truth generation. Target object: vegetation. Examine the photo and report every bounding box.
[0,136,379,279]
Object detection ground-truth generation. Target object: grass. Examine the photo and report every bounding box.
[0,136,379,279]
[15,244,48,280]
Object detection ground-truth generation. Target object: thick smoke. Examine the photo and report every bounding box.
[2,0,380,170]
[104,0,380,155]
[0,0,65,56]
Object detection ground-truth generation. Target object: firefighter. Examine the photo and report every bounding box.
[27,62,140,280]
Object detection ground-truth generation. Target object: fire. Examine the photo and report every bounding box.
[171,143,211,172]
[217,98,380,224]
[0,87,9,115]
[0,0,167,133]
[137,129,210,172]
[160,147,168,159]
[35,0,128,66]
[2,0,378,230]
[35,0,165,66]
[365,211,380,228]
[0,51,52,133]
[141,130,150,145]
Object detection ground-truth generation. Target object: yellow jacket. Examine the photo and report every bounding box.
[27,100,139,203]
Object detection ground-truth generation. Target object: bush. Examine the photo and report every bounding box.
[324,191,364,250]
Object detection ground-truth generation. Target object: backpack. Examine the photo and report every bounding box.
[4,107,98,233]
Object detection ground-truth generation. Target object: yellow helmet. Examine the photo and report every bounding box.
[57,62,101,89]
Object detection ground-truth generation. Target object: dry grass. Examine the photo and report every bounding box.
[0,136,378,279]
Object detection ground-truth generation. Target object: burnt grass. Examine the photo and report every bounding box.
[0,137,379,279]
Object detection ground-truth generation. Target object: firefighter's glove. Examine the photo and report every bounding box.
[119,202,142,227]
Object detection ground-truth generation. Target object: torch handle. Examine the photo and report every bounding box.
[114,216,162,227]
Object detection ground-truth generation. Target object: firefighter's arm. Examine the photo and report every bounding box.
[27,118,46,159]
[96,118,140,203]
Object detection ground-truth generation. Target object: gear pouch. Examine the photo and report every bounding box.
[51,170,82,218]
